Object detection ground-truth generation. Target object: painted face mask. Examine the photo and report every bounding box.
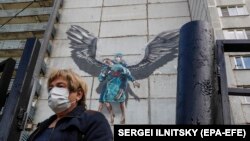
[48,87,71,113]
[115,56,121,62]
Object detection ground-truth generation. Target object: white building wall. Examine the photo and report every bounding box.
[207,0,250,124]
[34,0,250,126]
[187,0,250,124]
[34,0,191,126]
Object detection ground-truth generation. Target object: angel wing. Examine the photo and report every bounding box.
[128,30,179,79]
[66,25,103,76]
[67,25,179,78]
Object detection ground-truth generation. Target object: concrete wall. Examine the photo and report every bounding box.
[34,0,250,126]
[216,0,245,6]
[214,0,250,37]
[222,16,250,28]
[187,0,250,124]
[217,0,250,29]
[34,0,190,126]
[224,53,250,124]
[211,0,250,124]
[188,0,211,22]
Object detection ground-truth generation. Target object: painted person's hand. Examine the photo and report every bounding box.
[133,81,140,88]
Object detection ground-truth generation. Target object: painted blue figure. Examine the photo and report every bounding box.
[113,53,127,67]
[97,58,115,123]
[98,54,140,124]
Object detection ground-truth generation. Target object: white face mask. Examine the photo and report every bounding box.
[115,57,121,62]
[48,87,71,113]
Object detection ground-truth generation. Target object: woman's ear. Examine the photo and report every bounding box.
[76,89,83,100]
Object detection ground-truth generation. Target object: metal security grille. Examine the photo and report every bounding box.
[0,58,16,118]
[217,40,250,97]
[0,38,41,141]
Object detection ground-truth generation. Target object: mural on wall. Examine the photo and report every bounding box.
[97,56,140,124]
[66,25,179,124]
[66,25,179,79]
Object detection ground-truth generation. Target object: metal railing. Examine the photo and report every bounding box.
[0,0,63,140]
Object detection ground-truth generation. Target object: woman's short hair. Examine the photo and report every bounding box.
[47,69,88,109]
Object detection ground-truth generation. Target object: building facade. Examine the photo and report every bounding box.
[0,0,250,140]
[189,0,250,124]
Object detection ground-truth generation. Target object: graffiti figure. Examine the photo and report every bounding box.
[97,55,140,124]
[66,25,179,124]
[97,58,114,123]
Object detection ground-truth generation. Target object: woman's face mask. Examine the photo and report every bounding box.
[48,87,71,113]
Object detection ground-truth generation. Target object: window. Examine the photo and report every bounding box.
[224,29,248,39]
[220,7,229,16]
[237,6,248,15]
[218,5,248,17]
[234,56,250,69]
[228,6,238,16]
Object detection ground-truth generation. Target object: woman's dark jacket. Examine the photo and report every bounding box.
[27,106,113,141]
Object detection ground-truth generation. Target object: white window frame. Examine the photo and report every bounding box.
[236,86,250,104]
[245,29,250,39]
[223,29,248,39]
[234,56,244,69]
[234,56,250,69]
[218,5,248,17]
[245,97,250,104]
